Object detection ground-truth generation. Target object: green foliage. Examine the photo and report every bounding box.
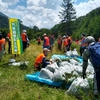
[72,7,100,40]
[71,41,80,54]
[0,28,9,38]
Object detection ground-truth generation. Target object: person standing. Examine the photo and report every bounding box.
[0,34,5,60]
[49,34,54,53]
[43,33,50,49]
[82,36,100,98]
[80,33,86,56]
[57,35,62,51]
[21,30,27,52]
[7,32,11,54]
[37,36,41,45]
[66,33,72,51]
[63,36,69,52]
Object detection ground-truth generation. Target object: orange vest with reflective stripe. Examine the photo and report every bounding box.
[21,33,27,42]
[34,53,45,68]
[0,39,4,51]
[44,36,50,46]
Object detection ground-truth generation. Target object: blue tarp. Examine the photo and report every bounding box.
[25,72,63,87]
[25,54,83,87]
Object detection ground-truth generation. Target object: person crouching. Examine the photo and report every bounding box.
[34,48,51,71]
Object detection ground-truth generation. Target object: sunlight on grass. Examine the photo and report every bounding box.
[0,41,92,100]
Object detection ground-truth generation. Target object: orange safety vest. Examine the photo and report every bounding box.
[34,53,45,68]
[44,36,50,46]
[21,33,27,42]
[2,38,6,47]
[0,39,4,51]
[63,38,68,46]
[7,33,11,38]
[58,38,62,44]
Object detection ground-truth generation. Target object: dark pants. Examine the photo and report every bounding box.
[35,60,50,71]
[22,41,27,52]
[8,41,11,54]
[96,70,100,93]
[58,44,62,51]
[67,43,71,51]
[80,46,86,56]
[38,42,41,45]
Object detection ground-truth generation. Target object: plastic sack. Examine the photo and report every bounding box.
[8,61,29,66]
[46,62,59,73]
[53,69,66,81]
[39,68,54,80]
[66,50,72,56]
[9,58,16,63]
[66,77,90,95]
[71,49,78,56]
[74,65,82,75]
[60,65,74,74]
[50,57,62,63]
[69,58,79,65]
[60,61,72,67]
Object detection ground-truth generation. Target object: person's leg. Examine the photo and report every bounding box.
[81,47,86,56]
[23,41,27,51]
[80,46,82,56]
[93,70,100,99]
[96,70,100,93]
[93,71,98,95]
[58,44,60,50]
[8,41,11,54]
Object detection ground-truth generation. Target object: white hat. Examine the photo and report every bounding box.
[43,33,46,36]
[23,30,26,33]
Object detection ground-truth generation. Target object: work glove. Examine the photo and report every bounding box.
[83,72,86,79]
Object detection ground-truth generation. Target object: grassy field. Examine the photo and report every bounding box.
[0,41,93,100]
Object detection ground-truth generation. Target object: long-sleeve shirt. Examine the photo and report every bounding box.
[82,42,94,74]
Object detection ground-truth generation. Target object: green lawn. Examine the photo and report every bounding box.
[0,41,93,100]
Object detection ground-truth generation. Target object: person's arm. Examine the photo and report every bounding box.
[42,57,50,65]
[82,48,90,78]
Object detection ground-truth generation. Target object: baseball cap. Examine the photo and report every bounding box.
[43,48,50,52]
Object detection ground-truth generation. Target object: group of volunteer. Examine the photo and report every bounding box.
[34,33,100,99]
[0,30,29,60]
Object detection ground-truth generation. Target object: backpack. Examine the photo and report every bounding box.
[88,42,100,69]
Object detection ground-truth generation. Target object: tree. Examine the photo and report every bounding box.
[59,0,76,34]
[33,26,39,33]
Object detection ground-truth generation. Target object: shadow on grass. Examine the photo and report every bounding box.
[0,62,10,68]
